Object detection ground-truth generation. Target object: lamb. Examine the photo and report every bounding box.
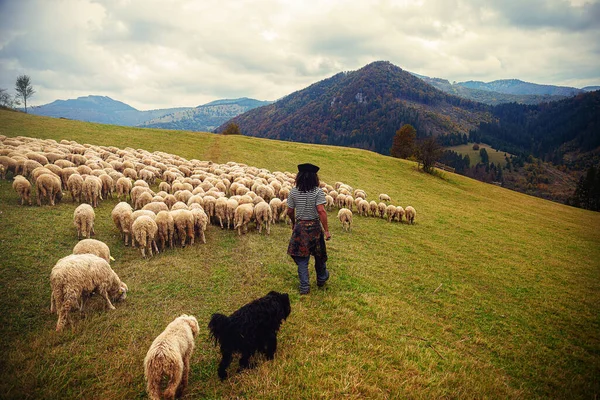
[144,315,199,400]
[67,173,84,203]
[50,254,127,331]
[337,208,353,232]
[405,206,416,224]
[112,202,134,246]
[12,175,31,205]
[254,201,272,235]
[116,177,132,201]
[379,193,391,202]
[155,210,175,251]
[82,175,103,207]
[171,209,195,247]
[377,202,387,218]
[74,203,96,239]
[386,205,397,222]
[394,206,405,223]
[36,173,63,206]
[132,215,159,258]
[72,239,114,263]
[234,203,254,235]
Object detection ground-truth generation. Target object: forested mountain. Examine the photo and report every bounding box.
[140,98,271,132]
[217,61,491,154]
[29,95,189,126]
[458,79,584,96]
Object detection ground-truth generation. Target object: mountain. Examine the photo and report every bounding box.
[217,61,491,154]
[583,86,600,92]
[416,76,571,105]
[140,98,272,132]
[29,95,189,126]
[457,79,584,97]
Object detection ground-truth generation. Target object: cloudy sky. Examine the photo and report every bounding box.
[1,0,599,110]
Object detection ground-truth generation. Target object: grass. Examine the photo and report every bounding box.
[1,110,599,399]
[447,143,512,167]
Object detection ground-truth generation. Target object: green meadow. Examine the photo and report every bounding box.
[0,110,599,399]
[447,143,511,167]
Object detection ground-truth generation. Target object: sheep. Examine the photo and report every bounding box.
[269,198,283,224]
[67,173,84,203]
[36,173,63,206]
[190,206,208,244]
[143,201,169,214]
[50,254,127,331]
[155,210,175,251]
[123,167,138,180]
[214,196,228,229]
[338,208,353,232]
[171,201,188,211]
[202,196,216,223]
[171,209,195,247]
[164,194,177,209]
[74,203,96,239]
[354,189,367,199]
[369,200,378,217]
[112,202,134,246]
[386,205,397,222]
[234,203,254,235]
[394,206,405,223]
[131,186,152,208]
[82,175,103,207]
[132,215,159,258]
[158,181,171,194]
[325,195,334,211]
[116,177,132,201]
[344,195,354,212]
[144,315,199,400]
[405,206,416,224]
[254,201,272,235]
[357,199,370,217]
[12,175,31,205]
[226,198,239,229]
[73,239,114,263]
[379,193,391,202]
[0,155,17,179]
[31,166,58,183]
[99,174,114,199]
[336,193,347,209]
[377,202,387,218]
[135,191,153,210]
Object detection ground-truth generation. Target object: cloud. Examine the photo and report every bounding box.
[0,0,598,109]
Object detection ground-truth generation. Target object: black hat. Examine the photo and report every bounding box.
[297,163,320,173]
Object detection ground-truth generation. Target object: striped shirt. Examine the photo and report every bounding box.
[287,187,327,220]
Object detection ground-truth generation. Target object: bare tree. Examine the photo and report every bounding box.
[416,136,442,174]
[0,88,18,108]
[15,75,35,113]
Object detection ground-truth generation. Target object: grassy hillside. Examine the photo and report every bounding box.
[447,143,511,167]
[1,110,599,399]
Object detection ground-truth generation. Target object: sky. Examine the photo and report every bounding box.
[1,0,599,110]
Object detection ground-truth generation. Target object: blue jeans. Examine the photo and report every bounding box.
[293,255,329,293]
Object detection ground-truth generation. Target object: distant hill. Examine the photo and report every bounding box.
[583,86,600,92]
[217,61,491,154]
[140,98,272,132]
[416,76,571,105]
[29,95,190,126]
[457,79,583,97]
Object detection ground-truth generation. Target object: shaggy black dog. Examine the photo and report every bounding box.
[208,291,291,380]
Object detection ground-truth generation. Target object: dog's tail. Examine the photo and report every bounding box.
[208,313,230,344]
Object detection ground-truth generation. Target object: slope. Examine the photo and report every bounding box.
[218,61,491,154]
[0,110,599,399]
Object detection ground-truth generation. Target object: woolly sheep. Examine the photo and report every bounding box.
[164,194,177,209]
[74,203,96,239]
[234,203,254,235]
[405,206,416,224]
[158,181,171,194]
[99,174,114,199]
[83,175,103,207]
[155,210,175,251]
[143,201,169,214]
[225,198,239,229]
[144,315,199,400]
[73,239,114,263]
[379,194,391,202]
[369,200,378,217]
[386,205,396,222]
[135,191,153,210]
[12,175,31,205]
[67,173,84,203]
[112,202,134,246]
[336,193,347,209]
[36,173,63,206]
[190,206,208,244]
[394,206,405,223]
[338,208,353,232]
[171,209,195,247]
[132,215,159,258]
[344,195,354,212]
[50,254,127,331]
[377,202,387,218]
[254,201,272,235]
[130,186,152,207]
[171,201,188,211]
[214,196,228,229]
[357,199,370,217]
[115,177,132,201]
[325,195,334,211]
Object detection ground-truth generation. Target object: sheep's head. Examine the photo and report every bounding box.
[109,282,128,302]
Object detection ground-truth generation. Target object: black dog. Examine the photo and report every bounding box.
[208,291,291,380]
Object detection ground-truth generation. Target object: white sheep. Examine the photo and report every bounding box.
[377,202,387,218]
[50,254,127,331]
[357,199,370,217]
[67,173,84,203]
[112,202,134,246]
[214,196,228,229]
[12,175,31,205]
[254,201,272,235]
[72,239,114,263]
[234,203,254,235]
[394,206,405,223]
[36,173,63,206]
[132,215,159,258]
[405,206,416,224]
[82,175,103,207]
[190,205,208,244]
[115,177,132,201]
[386,205,397,222]
[379,193,391,202]
[155,210,175,251]
[171,209,195,247]
[338,208,353,232]
[74,203,95,239]
[144,315,199,400]
[369,201,378,217]
[226,198,239,229]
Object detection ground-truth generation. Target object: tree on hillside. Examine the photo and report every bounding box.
[390,124,416,158]
[221,122,241,135]
[569,165,600,211]
[0,88,19,109]
[15,75,35,113]
[416,136,442,174]
[479,148,489,164]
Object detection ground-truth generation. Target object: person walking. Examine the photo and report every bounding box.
[287,163,331,295]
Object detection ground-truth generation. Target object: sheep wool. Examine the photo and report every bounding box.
[74,203,96,239]
[338,208,353,232]
[73,239,114,263]
[405,206,416,224]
